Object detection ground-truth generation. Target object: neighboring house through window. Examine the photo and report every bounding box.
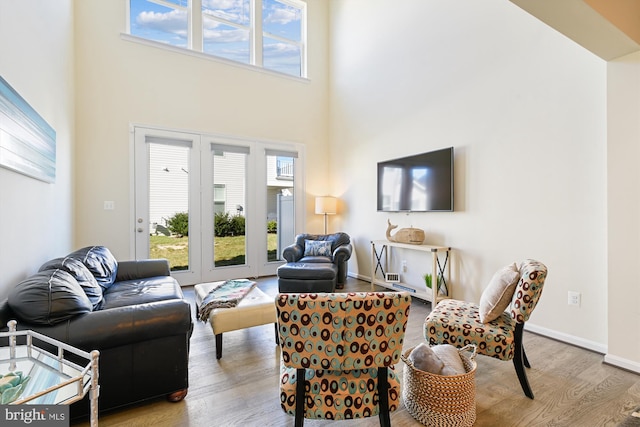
[128,0,307,78]
[214,184,226,214]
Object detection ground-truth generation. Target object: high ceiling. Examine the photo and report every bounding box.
[510,0,640,60]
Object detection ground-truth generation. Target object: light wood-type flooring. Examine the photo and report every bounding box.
[73,276,640,426]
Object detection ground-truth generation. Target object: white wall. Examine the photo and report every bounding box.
[329,0,609,351]
[607,51,640,371]
[74,0,330,259]
[3,0,633,370]
[0,1,75,300]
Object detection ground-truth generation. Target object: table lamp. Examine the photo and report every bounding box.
[315,196,337,234]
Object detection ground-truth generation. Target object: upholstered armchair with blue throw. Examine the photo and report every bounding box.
[279,232,352,291]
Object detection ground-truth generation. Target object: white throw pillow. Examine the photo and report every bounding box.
[478,262,520,323]
[432,344,466,375]
[408,343,445,375]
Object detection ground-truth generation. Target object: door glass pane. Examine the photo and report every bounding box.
[148,142,190,271]
[266,155,295,261]
[213,150,247,267]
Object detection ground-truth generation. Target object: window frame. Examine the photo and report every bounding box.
[126,0,307,79]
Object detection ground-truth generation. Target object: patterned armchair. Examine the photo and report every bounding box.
[275,292,412,426]
[424,259,547,399]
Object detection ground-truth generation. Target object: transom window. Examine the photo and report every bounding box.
[128,0,307,78]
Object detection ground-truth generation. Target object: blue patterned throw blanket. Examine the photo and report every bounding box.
[198,279,257,321]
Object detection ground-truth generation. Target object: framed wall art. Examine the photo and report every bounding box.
[0,75,56,183]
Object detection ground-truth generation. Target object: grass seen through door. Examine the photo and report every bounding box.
[150,234,278,270]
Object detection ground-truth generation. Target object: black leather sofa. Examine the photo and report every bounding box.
[0,246,193,419]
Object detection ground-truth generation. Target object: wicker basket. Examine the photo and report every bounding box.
[401,344,477,427]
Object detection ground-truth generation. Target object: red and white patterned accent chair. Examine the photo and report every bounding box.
[275,292,412,426]
[424,259,547,399]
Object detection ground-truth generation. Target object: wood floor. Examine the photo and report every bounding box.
[73,276,640,427]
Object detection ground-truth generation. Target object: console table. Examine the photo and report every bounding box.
[0,320,100,426]
[370,240,451,305]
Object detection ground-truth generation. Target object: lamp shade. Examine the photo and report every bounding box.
[315,196,337,215]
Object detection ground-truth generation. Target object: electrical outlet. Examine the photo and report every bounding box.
[402,260,407,272]
[568,291,581,307]
[104,201,115,210]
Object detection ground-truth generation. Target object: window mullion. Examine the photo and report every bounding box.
[191,0,203,51]
[263,31,300,47]
[253,0,262,67]
[300,1,307,78]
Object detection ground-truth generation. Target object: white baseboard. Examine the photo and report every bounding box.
[353,273,640,373]
[524,323,607,354]
[350,272,369,282]
[603,354,640,374]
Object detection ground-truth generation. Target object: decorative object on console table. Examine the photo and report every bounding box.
[371,240,451,306]
[315,196,337,234]
[386,219,425,245]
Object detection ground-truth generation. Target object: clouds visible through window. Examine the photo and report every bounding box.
[136,9,188,38]
[129,0,305,77]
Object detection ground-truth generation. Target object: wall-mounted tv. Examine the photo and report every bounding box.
[377,147,454,212]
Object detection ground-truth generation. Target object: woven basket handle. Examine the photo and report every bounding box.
[401,347,416,368]
[458,344,477,361]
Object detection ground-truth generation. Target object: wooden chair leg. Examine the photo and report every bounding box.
[215,333,223,359]
[377,367,391,427]
[295,368,306,427]
[523,345,531,368]
[513,322,534,399]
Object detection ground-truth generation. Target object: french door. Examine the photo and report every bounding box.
[133,126,304,285]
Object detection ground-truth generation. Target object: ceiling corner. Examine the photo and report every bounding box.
[509,0,640,61]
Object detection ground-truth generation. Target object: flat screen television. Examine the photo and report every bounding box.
[377,147,454,212]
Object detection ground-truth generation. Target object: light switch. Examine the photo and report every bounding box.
[104,201,115,210]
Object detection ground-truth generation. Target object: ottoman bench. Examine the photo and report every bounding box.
[194,281,277,359]
[277,262,338,293]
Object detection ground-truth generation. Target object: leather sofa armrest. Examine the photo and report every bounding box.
[333,244,353,264]
[65,298,192,351]
[115,259,171,281]
[0,299,15,329]
[0,298,193,352]
[282,244,303,263]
